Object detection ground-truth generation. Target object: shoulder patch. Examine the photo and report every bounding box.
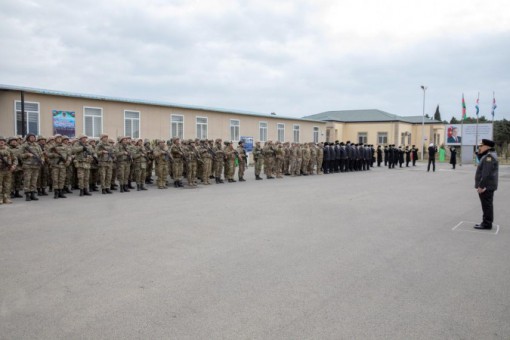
[486,156,492,162]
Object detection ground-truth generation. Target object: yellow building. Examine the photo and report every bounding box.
[0,85,326,144]
[304,109,445,149]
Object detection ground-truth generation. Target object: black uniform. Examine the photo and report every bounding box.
[475,150,498,229]
[427,145,437,172]
[411,146,418,166]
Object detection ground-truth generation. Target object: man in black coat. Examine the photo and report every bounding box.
[411,145,418,166]
[377,145,383,167]
[474,139,499,230]
[323,143,331,174]
[427,143,437,172]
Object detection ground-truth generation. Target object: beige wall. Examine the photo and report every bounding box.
[325,121,445,148]
[0,91,326,143]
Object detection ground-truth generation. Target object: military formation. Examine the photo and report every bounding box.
[0,133,420,205]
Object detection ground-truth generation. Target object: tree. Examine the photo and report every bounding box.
[434,105,441,121]
[494,119,510,146]
[450,117,459,124]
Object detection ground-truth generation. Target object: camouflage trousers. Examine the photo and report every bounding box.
[117,161,131,185]
[254,158,263,177]
[155,161,168,188]
[238,159,246,179]
[201,158,212,184]
[50,165,66,189]
[308,158,316,174]
[99,163,113,189]
[275,158,284,178]
[213,159,223,179]
[11,170,23,191]
[316,157,324,174]
[264,157,274,177]
[0,169,12,196]
[172,160,183,180]
[38,164,50,188]
[283,158,290,175]
[301,158,310,175]
[23,165,40,192]
[225,159,235,180]
[134,162,147,185]
[146,160,154,182]
[76,166,90,190]
[187,161,197,185]
[66,164,74,187]
[290,158,300,176]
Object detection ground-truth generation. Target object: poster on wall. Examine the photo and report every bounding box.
[52,110,75,137]
[240,136,254,152]
[445,124,493,146]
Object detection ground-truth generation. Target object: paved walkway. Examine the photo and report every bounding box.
[1,162,509,339]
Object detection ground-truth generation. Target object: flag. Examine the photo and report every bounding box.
[491,96,497,118]
[475,97,479,116]
[462,94,467,120]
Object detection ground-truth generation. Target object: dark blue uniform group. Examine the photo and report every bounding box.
[322,142,374,174]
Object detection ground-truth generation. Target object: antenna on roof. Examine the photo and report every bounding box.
[270,112,276,115]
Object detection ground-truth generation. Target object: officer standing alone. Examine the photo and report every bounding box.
[474,139,499,230]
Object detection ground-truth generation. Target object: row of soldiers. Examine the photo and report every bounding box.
[0,133,252,203]
[0,134,415,205]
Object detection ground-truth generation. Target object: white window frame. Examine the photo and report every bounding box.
[277,123,285,142]
[14,100,40,136]
[124,110,141,139]
[230,119,240,142]
[83,106,103,138]
[171,114,184,139]
[196,116,208,139]
[358,132,368,144]
[259,121,268,142]
[313,126,319,143]
[293,124,300,143]
[377,132,388,145]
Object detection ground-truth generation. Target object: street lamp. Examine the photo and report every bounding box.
[420,85,427,161]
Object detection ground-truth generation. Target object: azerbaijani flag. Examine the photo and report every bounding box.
[475,97,479,116]
[491,96,497,118]
[462,94,467,120]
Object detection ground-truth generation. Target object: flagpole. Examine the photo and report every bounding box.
[475,92,479,165]
[460,93,465,166]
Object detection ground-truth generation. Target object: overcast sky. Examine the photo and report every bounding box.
[1,0,509,122]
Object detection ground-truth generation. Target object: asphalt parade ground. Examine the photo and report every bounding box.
[1,161,509,339]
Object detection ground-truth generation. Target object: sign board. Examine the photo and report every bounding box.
[52,110,76,137]
[445,124,493,146]
[241,136,253,152]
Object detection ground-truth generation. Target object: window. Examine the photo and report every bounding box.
[15,101,39,136]
[84,107,102,138]
[124,110,140,139]
[277,123,285,142]
[293,125,300,143]
[259,122,268,142]
[171,115,184,139]
[326,127,332,143]
[358,132,367,144]
[407,133,412,145]
[230,119,240,141]
[313,126,319,143]
[377,132,388,145]
[196,117,208,139]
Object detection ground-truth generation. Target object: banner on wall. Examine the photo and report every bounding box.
[52,110,76,137]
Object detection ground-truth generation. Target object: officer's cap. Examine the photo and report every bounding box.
[480,139,495,148]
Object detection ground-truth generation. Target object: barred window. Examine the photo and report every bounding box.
[124,110,140,139]
[84,107,102,138]
[171,115,184,139]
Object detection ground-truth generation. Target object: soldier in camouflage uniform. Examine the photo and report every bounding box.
[317,142,324,174]
[198,140,213,185]
[20,133,44,201]
[88,139,100,192]
[236,141,247,182]
[185,139,201,186]
[0,136,17,204]
[253,141,263,180]
[223,141,237,183]
[283,142,291,176]
[263,141,276,179]
[308,143,317,175]
[8,137,23,198]
[132,138,149,191]
[116,136,133,193]
[144,139,154,184]
[275,142,284,178]
[62,136,74,194]
[36,136,49,196]
[109,138,118,190]
[170,137,185,188]
[153,139,170,189]
[46,134,70,199]
[213,138,225,184]
[72,135,94,196]
[95,134,114,194]
[301,143,311,176]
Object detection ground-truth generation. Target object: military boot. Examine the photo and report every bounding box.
[141,184,148,191]
[239,178,246,182]
[58,190,67,198]
[120,185,125,193]
[137,184,141,191]
[30,192,39,200]
[41,188,48,196]
[256,175,263,180]
[124,184,131,192]
[37,188,42,195]
[79,189,84,197]
[128,182,135,189]
[14,190,23,198]
[83,188,92,196]
[54,190,59,199]
[25,192,31,201]
[105,188,113,194]
[102,189,106,194]
[64,186,72,194]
